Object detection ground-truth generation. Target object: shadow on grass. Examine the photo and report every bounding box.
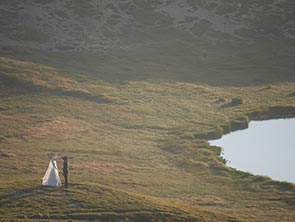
[2,44,295,87]
[220,98,243,109]
[0,73,112,103]
[0,185,66,202]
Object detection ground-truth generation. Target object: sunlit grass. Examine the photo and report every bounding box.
[1,57,295,221]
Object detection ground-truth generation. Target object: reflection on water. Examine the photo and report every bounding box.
[209,118,295,183]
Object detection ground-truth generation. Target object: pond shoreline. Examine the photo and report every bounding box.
[195,105,295,141]
[202,105,295,186]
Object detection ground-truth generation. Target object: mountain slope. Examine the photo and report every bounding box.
[1,57,295,221]
[1,182,237,222]
[1,0,295,84]
[1,1,295,221]
[1,0,295,51]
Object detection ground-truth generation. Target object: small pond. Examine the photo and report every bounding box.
[209,118,295,183]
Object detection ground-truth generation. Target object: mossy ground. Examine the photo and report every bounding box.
[1,57,295,221]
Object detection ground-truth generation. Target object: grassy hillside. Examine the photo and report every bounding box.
[1,1,295,221]
[1,181,236,222]
[1,0,295,85]
[1,57,295,221]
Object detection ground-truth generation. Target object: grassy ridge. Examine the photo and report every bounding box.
[3,37,295,86]
[1,0,295,86]
[1,182,235,221]
[1,57,295,221]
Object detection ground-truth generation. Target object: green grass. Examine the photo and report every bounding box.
[2,33,295,86]
[1,181,234,221]
[1,1,295,220]
[1,57,295,221]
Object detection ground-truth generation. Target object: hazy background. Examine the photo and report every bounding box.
[1,0,295,84]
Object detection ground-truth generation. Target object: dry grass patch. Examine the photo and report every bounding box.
[0,56,83,91]
[26,116,92,140]
[1,57,295,222]
[73,161,135,175]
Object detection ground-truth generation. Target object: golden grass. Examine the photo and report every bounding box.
[1,57,295,221]
[26,116,91,140]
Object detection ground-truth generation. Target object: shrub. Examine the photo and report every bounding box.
[230,97,243,106]
[221,97,243,108]
[230,116,249,131]
[194,127,223,140]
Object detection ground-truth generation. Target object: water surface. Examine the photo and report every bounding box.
[210,118,295,183]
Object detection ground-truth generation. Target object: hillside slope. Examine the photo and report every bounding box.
[1,181,237,222]
[1,0,295,84]
[1,1,295,221]
[1,0,295,51]
[1,57,295,221]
